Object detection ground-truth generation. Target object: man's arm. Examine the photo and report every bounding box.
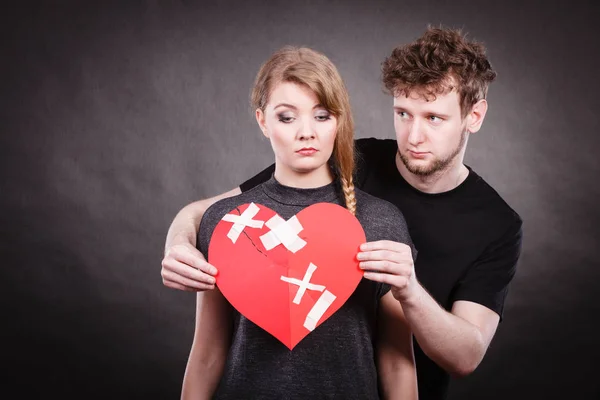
[361,241,499,376]
[360,219,522,377]
[377,292,418,400]
[161,163,276,292]
[400,285,499,377]
[161,188,240,292]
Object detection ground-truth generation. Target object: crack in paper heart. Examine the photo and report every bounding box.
[233,206,268,258]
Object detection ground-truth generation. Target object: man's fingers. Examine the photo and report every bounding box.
[359,260,404,274]
[161,243,219,292]
[163,281,203,292]
[174,254,218,278]
[358,249,414,265]
[363,271,389,283]
[167,246,218,276]
[162,260,216,284]
[162,270,216,290]
[357,249,404,263]
[359,240,410,253]
[363,271,407,288]
[164,281,215,292]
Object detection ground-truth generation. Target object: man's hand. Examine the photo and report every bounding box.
[161,243,218,292]
[358,240,419,303]
[161,187,241,292]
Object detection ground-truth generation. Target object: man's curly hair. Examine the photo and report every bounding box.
[382,26,497,118]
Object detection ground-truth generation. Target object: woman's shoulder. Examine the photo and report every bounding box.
[354,188,405,221]
[353,188,413,247]
[203,185,265,225]
[198,185,267,254]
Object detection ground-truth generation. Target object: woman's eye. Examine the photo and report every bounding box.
[277,114,294,123]
[315,113,331,121]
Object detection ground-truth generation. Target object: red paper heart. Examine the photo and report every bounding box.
[208,202,365,350]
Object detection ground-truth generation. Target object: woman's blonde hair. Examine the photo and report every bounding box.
[251,46,357,215]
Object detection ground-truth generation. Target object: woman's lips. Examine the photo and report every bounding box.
[297,148,317,156]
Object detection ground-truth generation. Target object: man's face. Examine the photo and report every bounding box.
[393,89,468,176]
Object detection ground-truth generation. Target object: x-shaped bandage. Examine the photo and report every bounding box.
[280,262,337,331]
[259,214,307,253]
[221,203,264,243]
[280,262,325,304]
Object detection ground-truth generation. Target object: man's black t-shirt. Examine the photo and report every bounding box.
[240,138,523,400]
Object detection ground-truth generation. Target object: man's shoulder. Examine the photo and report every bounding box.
[467,167,523,228]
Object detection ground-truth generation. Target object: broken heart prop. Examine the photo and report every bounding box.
[208,202,365,350]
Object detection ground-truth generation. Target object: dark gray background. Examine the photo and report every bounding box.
[2,0,599,398]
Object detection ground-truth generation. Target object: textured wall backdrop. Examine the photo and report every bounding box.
[2,0,598,398]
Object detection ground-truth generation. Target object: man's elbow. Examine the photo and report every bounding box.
[448,359,481,378]
[446,344,487,378]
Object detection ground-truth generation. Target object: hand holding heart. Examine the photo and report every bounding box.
[358,240,419,303]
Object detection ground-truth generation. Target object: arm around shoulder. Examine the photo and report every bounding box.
[165,187,242,252]
[162,187,241,292]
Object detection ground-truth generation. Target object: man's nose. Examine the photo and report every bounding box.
[407,119,425,145]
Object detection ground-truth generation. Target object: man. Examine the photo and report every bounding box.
[162,27,523,400]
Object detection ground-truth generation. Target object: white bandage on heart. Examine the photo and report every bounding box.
[221,203,264,243]
[280,262,325,304]
[260,214,306,253]
[280,262,337,332]
[304,290,336,331]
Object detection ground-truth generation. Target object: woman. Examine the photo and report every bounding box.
[181,47,418,399]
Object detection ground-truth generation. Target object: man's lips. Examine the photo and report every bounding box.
[297,148,318,155]
[408,150,429,159]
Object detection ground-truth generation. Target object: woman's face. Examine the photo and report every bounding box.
[256,81,337,188]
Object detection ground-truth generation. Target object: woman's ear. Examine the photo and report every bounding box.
[256,108,268,138]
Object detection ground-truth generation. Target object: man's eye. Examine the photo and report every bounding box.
[429,115,442,123]
[396,111,409,118]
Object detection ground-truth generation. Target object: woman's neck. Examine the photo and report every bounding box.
[273,164,334,189]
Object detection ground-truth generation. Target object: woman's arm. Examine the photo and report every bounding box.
[377,292,418,400]
[181,287,233,399]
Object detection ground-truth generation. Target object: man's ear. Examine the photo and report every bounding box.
[256,108,268,138]
[465,99,488,134]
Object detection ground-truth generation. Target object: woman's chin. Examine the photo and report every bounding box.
[290,164,327,175]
